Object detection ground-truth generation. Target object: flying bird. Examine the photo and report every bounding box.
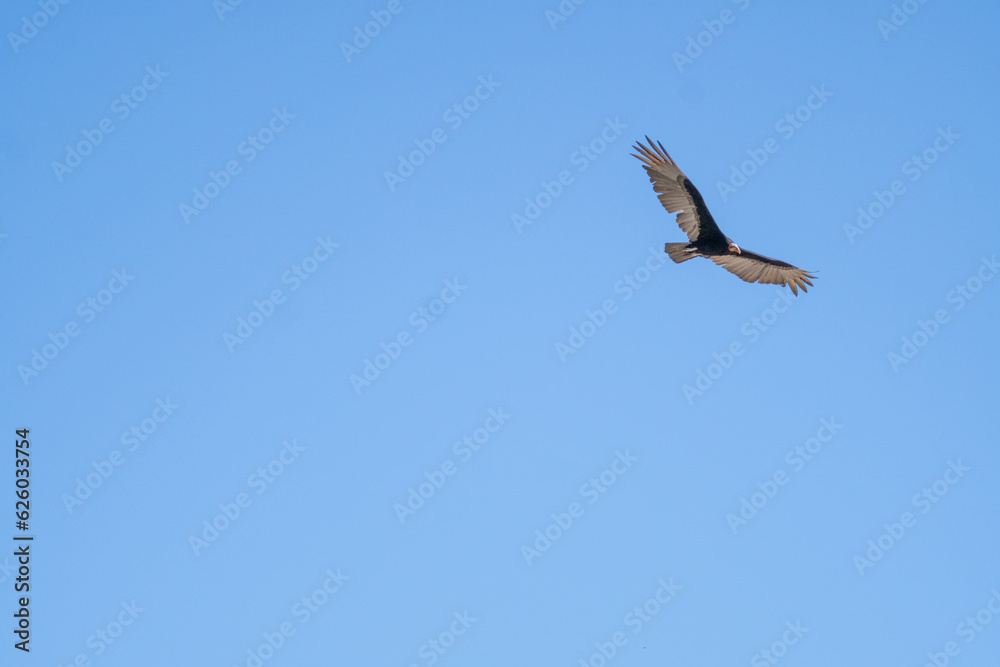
[632,137,815,295]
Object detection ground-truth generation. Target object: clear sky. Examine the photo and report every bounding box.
[3,1,1000,665]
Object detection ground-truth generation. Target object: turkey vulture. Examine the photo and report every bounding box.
[632,137,816,295]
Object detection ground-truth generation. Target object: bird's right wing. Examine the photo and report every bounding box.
[632,137,725,244]
[709,250,816,295]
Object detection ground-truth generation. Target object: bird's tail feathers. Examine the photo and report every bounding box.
[664,242,698,264]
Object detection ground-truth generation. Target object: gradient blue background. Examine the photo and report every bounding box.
[3,1,999,665]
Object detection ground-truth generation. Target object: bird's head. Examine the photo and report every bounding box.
[727,239,741,254]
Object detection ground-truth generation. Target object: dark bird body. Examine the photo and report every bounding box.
[632,137,815,295]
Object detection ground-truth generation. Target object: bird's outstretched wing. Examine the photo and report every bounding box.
[708,250,816,295]
[631,137,725,244]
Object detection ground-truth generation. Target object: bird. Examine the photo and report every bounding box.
[632,137,816,295]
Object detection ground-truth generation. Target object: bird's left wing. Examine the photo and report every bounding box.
[632,137,725,244]
[709,250,816,295]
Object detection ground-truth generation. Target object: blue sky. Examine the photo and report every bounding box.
[3,1,1000,665]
